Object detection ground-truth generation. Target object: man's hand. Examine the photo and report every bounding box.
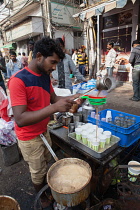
[53,98,76,113]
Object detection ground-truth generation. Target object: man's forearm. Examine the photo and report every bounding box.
[13,104,58,127]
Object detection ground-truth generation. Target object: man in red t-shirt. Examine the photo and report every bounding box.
[8,37,80,209]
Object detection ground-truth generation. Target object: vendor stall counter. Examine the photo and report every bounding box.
[49,127,140,197]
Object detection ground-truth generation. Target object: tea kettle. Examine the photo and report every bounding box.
[96,76,116,91]
[82,100,95,122]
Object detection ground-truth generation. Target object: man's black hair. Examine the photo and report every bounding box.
[33,36,65,59]
[28,40,35,45]
[18,52,21,55]
[108,42,114,48]
[132,40,140,47]
[55,38,65,48]
[22,52,26,56]
[10,51,16,56]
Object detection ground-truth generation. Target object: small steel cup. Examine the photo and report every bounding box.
[68,123,75,133]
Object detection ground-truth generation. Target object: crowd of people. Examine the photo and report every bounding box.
[0,38,140,99]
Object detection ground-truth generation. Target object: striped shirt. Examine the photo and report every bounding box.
[77,53,88,65]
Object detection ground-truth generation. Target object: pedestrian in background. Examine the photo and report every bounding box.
[21,52,28,67]
[17,52,22,63]
[105,42,117,76]
[129,40,140,101]
[77,47,88,77]
[28,40,34,64]
[72,49,78,65]
[6,51,22,78]
[51,38,85,89]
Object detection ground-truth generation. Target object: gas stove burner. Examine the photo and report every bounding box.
[53,196,90,210]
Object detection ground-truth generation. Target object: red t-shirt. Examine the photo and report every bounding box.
[8,67,54,141]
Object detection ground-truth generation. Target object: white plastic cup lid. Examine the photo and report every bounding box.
[103,131,112,136]
[98,128,104,133]
[99,134,106,142]
[75,128,82,134]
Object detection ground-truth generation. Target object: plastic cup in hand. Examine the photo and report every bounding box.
[99,134,106,149]
[81,131,88,145]
[75,128,82,141]
[103,131,112,144]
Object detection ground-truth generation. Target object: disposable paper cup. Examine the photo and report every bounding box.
[91,141,99,152]
[75,128,82,141]
[97,128,104,134]
[81,131,88,145]
[87,138,92,148]
[128,161,140,182]
[99,134,106,149]
[103,131,112,144]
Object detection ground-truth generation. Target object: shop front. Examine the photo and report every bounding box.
[73,0,140,81]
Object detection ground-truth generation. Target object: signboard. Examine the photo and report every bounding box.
[51,2,80,26]
[103,10,133,29]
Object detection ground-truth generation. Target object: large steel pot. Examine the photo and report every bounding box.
[47,158,92,207]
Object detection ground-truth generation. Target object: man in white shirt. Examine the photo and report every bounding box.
[105,42,117,76]
[72,49,78,65]
[17,52,22,63]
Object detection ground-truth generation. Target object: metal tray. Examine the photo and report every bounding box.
[68,133,120,159]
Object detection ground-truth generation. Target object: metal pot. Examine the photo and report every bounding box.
[0,195,20,210]
[82,101,95,123]
[47,158,92,207]
[96,76,113,91]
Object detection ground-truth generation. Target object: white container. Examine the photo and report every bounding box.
[128,161,140,182]
[106,110,112,122]
[75,128,82,141]
[99,134,106,149]
[103,131,112,144]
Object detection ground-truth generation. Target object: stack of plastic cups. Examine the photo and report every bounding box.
[75,127,82,141]
[103,131,112,144]
[99,134,106,149]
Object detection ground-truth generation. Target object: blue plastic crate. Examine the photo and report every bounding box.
[88,109,140,147]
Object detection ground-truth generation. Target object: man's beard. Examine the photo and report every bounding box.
[37,64,53,75]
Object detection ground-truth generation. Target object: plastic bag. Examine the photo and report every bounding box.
[0,87,11,122]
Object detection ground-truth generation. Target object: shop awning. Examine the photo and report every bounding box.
[2,43,15,49]
[73,0,136,20]
[1,43,16,50]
